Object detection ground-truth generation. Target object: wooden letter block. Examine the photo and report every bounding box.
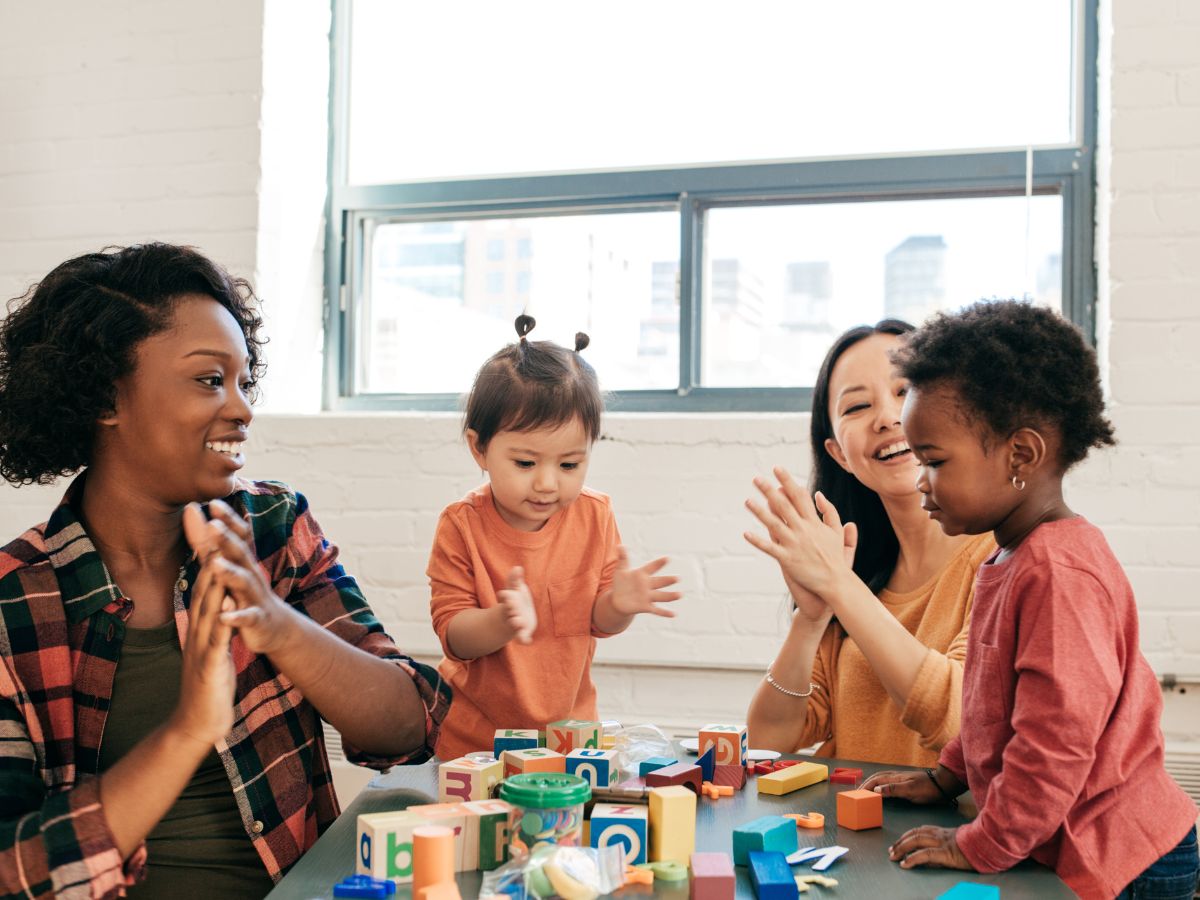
[757,761,828,796]
[356,811,428,883]
[644,761,702,794]
[712,763,747,790]
[648,785,696,864]
[588,802,648,865]
[405,802,473,871]
[690,851,735,900]
[493,728,539,756]
[501,747,566,777]
[565,748,618,788]
[638,755,676,777]
[748,850,799,900]
[463,798,512,871]
[438,756,503,803]
[698,724,748,768]
[546,719,601,754]
[731,815,798,866]
[836,789,883,831]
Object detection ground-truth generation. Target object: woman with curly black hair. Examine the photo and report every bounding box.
[0,244,449,898]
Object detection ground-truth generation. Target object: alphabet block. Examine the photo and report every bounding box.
[493,728,539,756]
[698,724,748,768]
[757,761,828,796]
[438,756,503,803]
[463,798,512,871]
[648,785,696,864]
[732,816,798,866]
[690,851,735,900]
[405,802,472,870]
[748,851,798,900]
[835,789,883,831]
[356,811,429,883]
[546,719,601,754]
[644,761,702,795]
[565,747,618,788]
[501,747,566,777]
[588,802,648,865]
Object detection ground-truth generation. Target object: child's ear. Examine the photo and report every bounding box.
[823,437,852,474]
[466,429,488,470]
[1008,427,1048,478]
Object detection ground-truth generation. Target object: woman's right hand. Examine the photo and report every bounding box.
[170,558,237,748]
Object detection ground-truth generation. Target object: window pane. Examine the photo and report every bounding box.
[360,212,679,393]
[348,1,1075,185]
[701,195,1064,388]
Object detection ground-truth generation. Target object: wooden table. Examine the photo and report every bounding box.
[267,754,1072,899]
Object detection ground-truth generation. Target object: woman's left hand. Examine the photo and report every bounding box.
[888,825,974,870]
[744,466,857,599]
[183,500,294,656]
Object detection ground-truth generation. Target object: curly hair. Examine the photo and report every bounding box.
[464,314,602,451]
[892,299,1114,470]
[0,243,266,485]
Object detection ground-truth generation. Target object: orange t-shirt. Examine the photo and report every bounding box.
[427,484,620,761]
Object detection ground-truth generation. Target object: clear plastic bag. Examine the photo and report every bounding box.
[480,844,625,899]
[608,723,674,778]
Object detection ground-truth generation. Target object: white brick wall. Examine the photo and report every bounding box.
[0,0,1197,741]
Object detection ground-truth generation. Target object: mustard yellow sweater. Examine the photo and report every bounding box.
[797,533,996,767]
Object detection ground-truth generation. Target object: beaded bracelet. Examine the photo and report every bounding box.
[765,671,818,698]
[924,767,959,807]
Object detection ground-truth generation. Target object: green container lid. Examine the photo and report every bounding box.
[498,772,591,808]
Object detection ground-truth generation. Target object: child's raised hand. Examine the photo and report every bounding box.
[610,547,682,619]
[498,566,537,644]
[743,467,858,601]
[887,825,973,871]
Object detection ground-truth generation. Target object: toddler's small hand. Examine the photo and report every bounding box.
[499,566,537,643]
[610,547,683,618]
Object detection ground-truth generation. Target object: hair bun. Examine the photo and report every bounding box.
[515,314,536,340]
[574,332,590,352]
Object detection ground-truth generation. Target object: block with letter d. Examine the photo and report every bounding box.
[546,718,601,754]
[565,748,617,788]
[698,724,748,768]
[588,802,648,865]
[438,756,503,802]
[356,810,428,883]
[501,747,566,777]
[493,728,539,756]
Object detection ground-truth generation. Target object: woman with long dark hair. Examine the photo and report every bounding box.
[745,321,994,767]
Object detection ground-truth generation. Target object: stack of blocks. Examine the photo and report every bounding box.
[356,799,513,884]
[545,719,601,754]
[492,729,539,756]
[564,748,618,788]
[699,724,748,790]
[437,757,503,802]
[587,803,648,865]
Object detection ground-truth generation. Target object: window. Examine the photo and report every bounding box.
[327,0,1096,411]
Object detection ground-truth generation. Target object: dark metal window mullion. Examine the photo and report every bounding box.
[678,194,705,395]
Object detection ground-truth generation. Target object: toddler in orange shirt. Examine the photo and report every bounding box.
[427,315,681,761]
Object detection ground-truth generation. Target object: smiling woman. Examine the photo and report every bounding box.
[0,244,450,899]
[744,321,995,768]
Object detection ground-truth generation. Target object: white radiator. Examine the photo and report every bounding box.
[1165,744,1200,810]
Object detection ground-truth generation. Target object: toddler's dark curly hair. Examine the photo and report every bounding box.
[0,243,265,485]
[893,299,1114,470]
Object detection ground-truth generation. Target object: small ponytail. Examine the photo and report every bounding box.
[515,314,536,343]
[574,332,590,353]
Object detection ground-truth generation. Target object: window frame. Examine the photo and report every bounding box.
[324,0,1098,413]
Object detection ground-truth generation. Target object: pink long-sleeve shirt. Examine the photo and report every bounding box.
[940,517,1196,899]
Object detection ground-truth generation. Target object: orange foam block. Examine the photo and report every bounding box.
[785,812,825,829]
[412,825,456,894]
[624,865,654,885]
[417,883,462,900]
[836,789,882,830]
[702,781,734,799]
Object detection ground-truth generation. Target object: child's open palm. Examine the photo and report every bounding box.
[610,547,682,618]
[499,566,537,643]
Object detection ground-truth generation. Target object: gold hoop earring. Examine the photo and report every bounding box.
[1011,475,1026,491]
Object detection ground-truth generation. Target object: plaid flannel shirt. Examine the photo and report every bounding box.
[0,476,450,899]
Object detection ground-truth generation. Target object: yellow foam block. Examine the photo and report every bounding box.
[756,762,829,796]
[648,785,696,863]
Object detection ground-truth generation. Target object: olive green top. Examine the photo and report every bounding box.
[99,619,274,898]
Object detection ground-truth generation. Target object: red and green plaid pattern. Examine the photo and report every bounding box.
[0,476,449,898]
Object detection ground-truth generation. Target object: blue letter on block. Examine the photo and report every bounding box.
[732,816,798,866]
[748,851,797,900]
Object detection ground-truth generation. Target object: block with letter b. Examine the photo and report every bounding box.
[565,748,617,788]
[493,728,539,756]
[698,724,748,768]
[438,756,503,802]
[356,811,428,883]
[546,719,601,754]
[588,802,648,865]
